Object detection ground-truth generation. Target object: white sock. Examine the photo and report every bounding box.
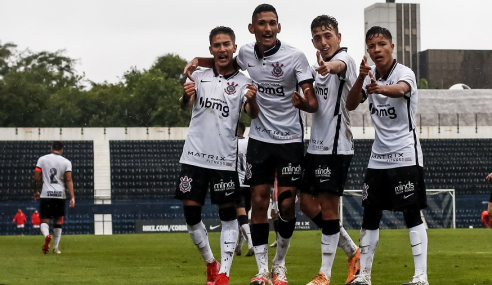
[320,232,340,278]
[219,220,238,276]
[53,227,62,249]
[241,223,253,249]
[272,234,291,267]
[359,228,379,277]
[409,224,428,276]
[40,223,49,237]
[187,221,214,263]
[253,244,269,273]
[338,225,358,257]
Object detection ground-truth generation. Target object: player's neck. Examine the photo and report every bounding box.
[375,58,395,79]
[214,64,236,77]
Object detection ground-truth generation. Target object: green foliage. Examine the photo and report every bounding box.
[418,78,429,89]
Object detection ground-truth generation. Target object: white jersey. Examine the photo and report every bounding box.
[236,40,314,143]
[362,60,424,169]
[307,48,356,155]
[36,153,72,199]
[180,68,249,171]
[237,137,249,187]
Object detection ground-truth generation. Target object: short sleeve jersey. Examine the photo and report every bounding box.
[236,40,314,143]
[179,68,249,171]
[36,153,72,199]
[237,137,249,187]
[307,48,357,155]
[362,60,423,169]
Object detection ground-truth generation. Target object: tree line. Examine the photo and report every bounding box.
[0,41,193,127]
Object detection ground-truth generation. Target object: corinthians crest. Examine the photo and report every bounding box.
[179,176,193,193]
[224,82,239,95]
[271,62,284,78]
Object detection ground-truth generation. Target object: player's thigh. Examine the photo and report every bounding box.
[389,166,427,211]
[209,169,240,205]
[362,168,391,211]
[245,139,276,186]
[275,142,304,188]
[174,164,209,205]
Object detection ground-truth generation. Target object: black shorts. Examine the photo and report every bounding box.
[40,198,66,219]
[235,187,251,212]
[174,164,239,205]
[244,138,304,187]
[362,166,427,211]
[301,154,352,196]
[489,190,492,203]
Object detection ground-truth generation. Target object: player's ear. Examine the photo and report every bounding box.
[277,23,281,33]
[338,33,342,43]
[248,23,254,34]
[233,44,237,54]
[209,45,213,55]
[390,42,395,53]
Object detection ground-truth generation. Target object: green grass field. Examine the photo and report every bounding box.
[0,229,491,284]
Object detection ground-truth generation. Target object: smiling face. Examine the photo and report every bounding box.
[311,25,341,59]
[248,11,281,50]
[366,33,394,69]
[209,33,237,69]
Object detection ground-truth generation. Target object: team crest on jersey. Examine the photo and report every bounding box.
[271,62,284,78]
[245,163,252,180]
[179,176,193,193]
[362,183,369,201]
[224,82,239,95]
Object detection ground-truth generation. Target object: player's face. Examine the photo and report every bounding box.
[366,34,394,67]
[311,25,341,59]
[248,12,281,50]
[209,34,237,68]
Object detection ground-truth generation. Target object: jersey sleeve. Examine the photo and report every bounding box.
[397,67,417,97]
[35,157,43,171]
[293,50,314,86]
[235,46,247,71]
[66,160,72,172]
[332,52,350,80]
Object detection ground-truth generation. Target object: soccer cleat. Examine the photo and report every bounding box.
[42,235,52,254]
[206,260,220,285]
[53,248,61,254]
[270,240,278,247]
[245,247,255,256]
[401,273,429,285]
[345,248,361,284]
[272,264,288,285]
[346,274,371,285]
[306,272,330,285]
[214,273,230,285]
[250,271,272,285]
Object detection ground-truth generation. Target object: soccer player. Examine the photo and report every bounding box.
[175,26,259,285]
[235,122,254,257]
[12,208,27,235]
[345,26,429,285]
[32,141,75,254]
[184,5,318,284]
[31,210,41,235]
[300,15,360,285]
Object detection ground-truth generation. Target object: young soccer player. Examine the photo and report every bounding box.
[346,26,429,285]
[184,5,318,285]
[175,26,259,285]
[300,15,360,285]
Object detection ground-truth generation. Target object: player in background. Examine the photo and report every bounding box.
[235,122,254,257]
[32,141,75,254]
[175,26,259,285]
[13,208,27,235]
[346,26,429,285]
[31,210,41,235]
[300,15,360,285]
[184,5,317,284]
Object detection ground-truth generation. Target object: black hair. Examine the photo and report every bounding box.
[52,141,63,151]
[366,26,392,42]
[209,26,236,45]
[252,4,278,21]
[237,122,246,134]
[311,15,339,34]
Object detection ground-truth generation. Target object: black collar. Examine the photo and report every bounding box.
[212,67,240,80]
[375,59,397,80]
[254,40,281,59]
[324,47,348,62]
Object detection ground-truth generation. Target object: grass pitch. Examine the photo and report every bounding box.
[0,229,491,284]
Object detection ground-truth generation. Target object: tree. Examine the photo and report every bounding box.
[418,78,429,89]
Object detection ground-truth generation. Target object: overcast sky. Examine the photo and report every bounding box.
[1,0,490,83]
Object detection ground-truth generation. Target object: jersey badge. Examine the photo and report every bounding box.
[179,176,193,193]
[224,82,239,95]
[271,62,284,78]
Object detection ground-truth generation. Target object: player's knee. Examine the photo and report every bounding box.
[183,205,202,226]
[403,208,423,228]
[278,191,295,219]
[219,207,237,221]
[361,208,382,230]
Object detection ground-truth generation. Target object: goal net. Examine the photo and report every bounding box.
[340,189,456,229]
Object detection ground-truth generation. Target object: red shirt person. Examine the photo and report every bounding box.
[13,209,27,235]
[32,210,41,229]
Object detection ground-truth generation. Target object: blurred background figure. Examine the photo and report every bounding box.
[32,210,41,234]
[13,208,27,235]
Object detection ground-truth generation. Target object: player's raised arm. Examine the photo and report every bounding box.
[346,55,371,111]
[292,83,318,113]
[366,71,410,98]
[183,57,216,81]
[315,50,346,76]
[180,81,196,110]
[244,83,259,119]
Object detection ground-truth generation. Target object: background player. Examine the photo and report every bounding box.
[12,208,27,235]
[175,26,259,285]
[31,210,41,235]
[300,15,360,285]
[32,141,75,254]
[346,26,429,285]
[235,122,254,257]
[184,5,317,284]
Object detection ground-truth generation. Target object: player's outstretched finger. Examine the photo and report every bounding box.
[369,71,376,83]
[317,51,324,66]
[363,55,368,66]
